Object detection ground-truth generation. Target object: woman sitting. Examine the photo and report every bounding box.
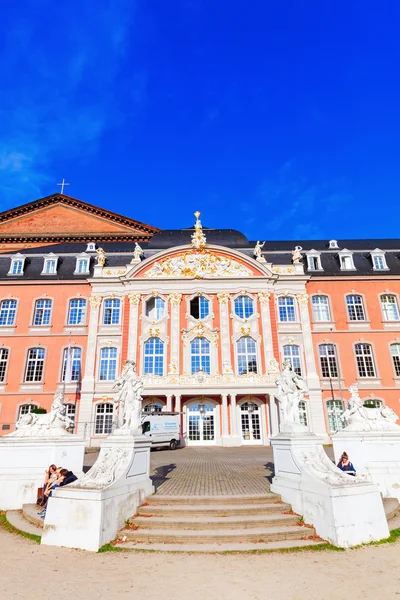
[337,452,356,476]
[37,464,57,506]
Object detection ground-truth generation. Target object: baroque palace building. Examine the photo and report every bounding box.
[0,193,400,445]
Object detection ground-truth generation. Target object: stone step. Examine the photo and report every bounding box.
[6,510,43,537]
[22,504,45,529]
[131,513,299,530]
[145,493,281,506]
[115,538,325,553]
[122,524,314,544]
[383,497,400,521]
[138,502,291,517]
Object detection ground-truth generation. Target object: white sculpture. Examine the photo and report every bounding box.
[9,392,74,437]
[96,247,106,267]
[292,245,303,264]
[275,360,308,432]
[112,361,144,434]
[341,384,400,431]
[131,243,144,263]
[254,241,265,262]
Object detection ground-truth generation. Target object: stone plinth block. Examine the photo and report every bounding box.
[0,436,85,510]
[41,435,154,552]
[332,430,400,502]
[270,432,389,547]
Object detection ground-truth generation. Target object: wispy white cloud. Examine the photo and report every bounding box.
[0,2,141,208]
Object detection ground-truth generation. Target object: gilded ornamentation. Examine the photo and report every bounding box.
[271,266,295,275]
[168,293,182,305]
[128,292,141,306]
[191,211,207,250]
[168,360,178,374]
[182,321,219,347]
[257,292,271,304]
[144,251,252,279]
[88,295,102,308]
[96,247,106,267]
[217,292,230,304]
[148,327,160,337]
[296,293,309,307]
[103,268,127,276]
[241,326,251,336]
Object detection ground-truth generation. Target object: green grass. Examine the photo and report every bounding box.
[350,527,400,550]
[0,511,41,544]
[98,543,126,553]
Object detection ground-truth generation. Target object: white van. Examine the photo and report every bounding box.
[141,412,181,450]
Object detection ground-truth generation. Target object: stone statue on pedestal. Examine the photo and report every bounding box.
[275,360,309,433]
[131,243,144,263]
[9,391,74,437]
[112,361,144,435]
[253,241,265,262]
[291,245,303,264]
[341,384,400,431]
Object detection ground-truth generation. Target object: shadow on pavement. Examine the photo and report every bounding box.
[151,463,177,492]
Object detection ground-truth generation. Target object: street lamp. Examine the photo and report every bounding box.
[247,402,257,414]
[198,397,206,417]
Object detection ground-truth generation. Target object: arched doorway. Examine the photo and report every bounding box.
[238,398,263,444]
[186,399,218,445]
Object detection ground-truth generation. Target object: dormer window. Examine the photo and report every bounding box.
[86,242,96,252]
[74,253,90,274]
[8,253,25,276]
[42,253,58,275]
[306,250,323,271]
[338,249,355,271]
[370,248,388,271]
[329,240,339,249]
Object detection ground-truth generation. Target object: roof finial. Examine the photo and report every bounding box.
[191,210,206,251]
[57,178,70,195]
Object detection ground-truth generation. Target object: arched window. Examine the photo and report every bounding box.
[0,299,17,326]
[33,299,52,326]
[103,298,121,325]
[94,403,114,435]
[143,338,164,375]
[99,347,118,381]
[326,400,345,432]
[234,296,254,319]
[143,402,164,413]
[311,296,331,322]
[283,345,302,375]
[18,404,39,419]
[319,344,338,378]
[381,295,400,321]
[191,337,211,374]
[68,298,87,325]
[278,297,296,322]
[236,337,258,374]
[25,348,45,382]
[190,296,210,319]
[62,347,82,382]
[391,344,400,377]
[0,348,9,382]
[145,297,165,321]
[298,401,308,427]
[346,295,366,321]
[354,343,376,378]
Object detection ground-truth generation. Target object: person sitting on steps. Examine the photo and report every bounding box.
[337,451,356,476]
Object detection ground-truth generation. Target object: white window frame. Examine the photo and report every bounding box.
[18,403,39,420]
[190,295,210,320]
[61,347,82,382]
[390,344,400,378]
[0,299,17,326]
[103,298,121,325]
[33,298,53,326]
[283,344,302,376]
[306,250,323,272]
[8,253,26,276]
[67,298,87,325]
[41,253,59,275]
[326,399,345,432]
[233,295,255,320]
[0,347,10,382]
[24,347,46,382]
[145,296,166,321]
[190,337,211,374]
[94,402,114,435]
[74,253,90,275]
[354,343,376,378]
[143,337,165,376]
[371,248,388,271]
[277,296,297,322]
[236,336,258,375]
[338,249,356,271]
[380,294,400,321]
[318,344,339,379]
[311,295,331,322]
[98,347,118,381]
[346,294,366,321]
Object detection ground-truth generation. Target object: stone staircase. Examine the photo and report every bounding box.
[116,492,324,552]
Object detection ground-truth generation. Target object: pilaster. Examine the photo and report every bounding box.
[168,294,182,373]
[217,293,232,372]
[127,293,141,362]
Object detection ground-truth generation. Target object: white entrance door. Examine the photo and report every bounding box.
[240,402,262,444]
[187,402,215,445]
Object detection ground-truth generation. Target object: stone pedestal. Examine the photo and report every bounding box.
[270,432,389,547]
[332,430,400,502]
[41,434,153,552]
[0,436,85,510]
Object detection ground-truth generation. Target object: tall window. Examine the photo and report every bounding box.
[237,337,257,374]
[143,338,164,375]
[234,296,254,319]
[10,259,24,275]
[25,348,45,382]
[103,299,121,325]
[68,298,87,325]
[145,297,165,321]
[18,404,38,419]
[372,255,386,270]
[319,344,338,378]
[340,255,355,270]
[33,299,52,326]
[391,344,400,377]
[307,255,322,271]
[94,403,114,435]
[355,343,376,378]
[299,401,308,426]
[381,295,400,321]
[326,400,345,431]
[191,337,211,374]
[0,348,9,382]
[76,258,89,274]
[62,347,82,382]
[283,345,302,375]
[312,296,331,322]
[346,295,366,321]
[65,404,76,431]
[43,259,57,274]
[0,299,17,326]
[190,296,210,319]
[278,297,296,322]
[99,347,118,380]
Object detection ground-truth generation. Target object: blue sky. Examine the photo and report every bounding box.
[0,1,399,240]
